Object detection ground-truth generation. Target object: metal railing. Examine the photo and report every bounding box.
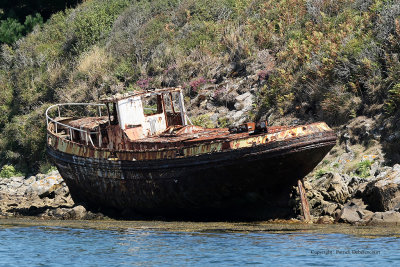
[46,103,106,147]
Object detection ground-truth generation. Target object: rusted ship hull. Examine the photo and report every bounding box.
[48,131,336,219]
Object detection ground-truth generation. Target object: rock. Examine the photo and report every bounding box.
[234,92,253,112]
[231,110,244,122]
[0,171,106,220]
[235,91,252,102]
[49,207,68,218]
[362,168,400,211]
[69,205,87,219]
[312,172,350,204]
[394,164,400,171]
[206,102,217,111]
[338,205,361,223]
[9,177,24,189]
[53,184,70,198]
[344,116,377,144]
[337,199,372,224]
[315,215,334,224]
[26,174,64,198]
[209,113,219,123]
[24,176,36,186]
[366,211,400,225]
[234,102,243,110]
[308,191,323,209]
[334,152,354,172]
[216,106,229,115]
[320,200,338,216]
[347,177,368,197]
[242,96,253,112]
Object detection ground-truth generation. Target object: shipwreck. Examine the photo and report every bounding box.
[46,87,336,219]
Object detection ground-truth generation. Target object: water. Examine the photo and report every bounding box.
[0,219,399,266]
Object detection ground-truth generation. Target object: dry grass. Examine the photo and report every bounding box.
[77,46,111,75]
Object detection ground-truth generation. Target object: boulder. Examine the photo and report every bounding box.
[69,205,87,219]
[347,177,368,197]
[235,91,252,102]
[337,199,372,224]
[320,200,338,216]
[366,211,400,225]
[312,172,350,204]
[234,92,253,112]
[362,168,400,211]
[25,174,64,198]
[23,176,36,186]
[315,215,335,224]
[231,110,245,122]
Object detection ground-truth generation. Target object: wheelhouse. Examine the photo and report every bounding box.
[46,87,191,150]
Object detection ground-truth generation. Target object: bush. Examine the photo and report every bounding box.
[192,114,215,128]
[0,13,43,45]
[66,0,131,54]
[354,160,372,178]
[385,83,400,114]
[0,165,23,178]
[0,18,25,44]
[39,162,58,174]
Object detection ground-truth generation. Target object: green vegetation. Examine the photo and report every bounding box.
[39,162,58,175]
[192,114,215,128]
[0,1,81,44]
[315,169,327,179]
[0,165,23,178]
[354,160,373,178]
[0,0,400,173]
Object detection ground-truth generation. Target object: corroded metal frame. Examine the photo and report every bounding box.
[46,103,106,146]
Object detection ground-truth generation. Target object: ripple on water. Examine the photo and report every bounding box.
[0,220,399,266]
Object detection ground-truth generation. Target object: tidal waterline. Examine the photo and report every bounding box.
[0,219,399,266]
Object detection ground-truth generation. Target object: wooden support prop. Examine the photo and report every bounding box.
[298,179,311,222]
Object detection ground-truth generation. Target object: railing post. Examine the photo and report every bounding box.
[57,106,61,118]
[98,106,102,117]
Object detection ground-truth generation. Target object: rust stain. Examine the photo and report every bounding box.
[47,121,335,161]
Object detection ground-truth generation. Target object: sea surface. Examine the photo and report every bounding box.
[0,219,399,266]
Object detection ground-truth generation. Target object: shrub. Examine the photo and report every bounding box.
[354,160,372,178]
[192,114,215,128]
[385,83,400,114]
[0,165,23,178]
[0,18,25,44]
[39,162,58,174]
[0,13,44,45]
[217,117,231,128]
[66,0,130,54]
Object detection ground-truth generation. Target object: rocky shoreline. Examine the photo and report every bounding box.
[0,171,104,220]
[301,164,400,225]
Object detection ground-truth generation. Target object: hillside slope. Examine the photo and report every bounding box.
[0,0,399,173]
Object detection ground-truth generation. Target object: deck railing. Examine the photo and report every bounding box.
[46,103,106,147]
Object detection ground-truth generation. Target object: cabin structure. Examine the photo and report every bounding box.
[46,87,192,150]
